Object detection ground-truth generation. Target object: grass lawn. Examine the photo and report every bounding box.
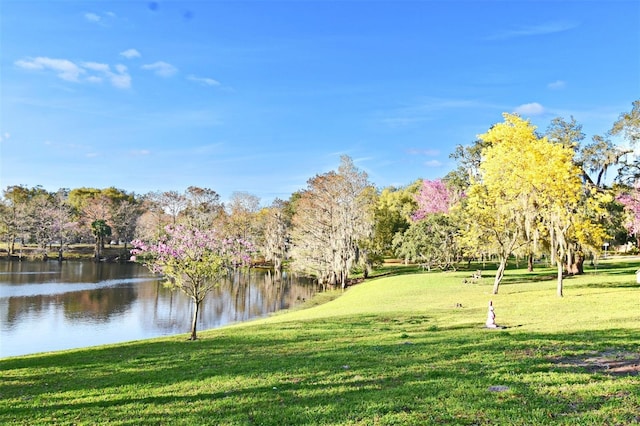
[1,258,639,425]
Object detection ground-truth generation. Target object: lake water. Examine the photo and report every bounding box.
[0,260,318,358]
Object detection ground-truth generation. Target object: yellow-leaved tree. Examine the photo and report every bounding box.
[462,113,606,296]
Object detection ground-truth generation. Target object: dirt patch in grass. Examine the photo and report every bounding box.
[553,350,640,376]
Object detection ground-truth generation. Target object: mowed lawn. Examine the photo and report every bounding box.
[1,259,639,425]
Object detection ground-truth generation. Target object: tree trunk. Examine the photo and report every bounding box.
[189,298,200,340]
[556,260,564,297]
[492,257,507,294]
[527,253,534,272]
[94,237,102,261]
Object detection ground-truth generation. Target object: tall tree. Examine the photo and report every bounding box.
[612,100,640,184]
[611,99,640,145]
[261,199,291,274]
[290,156,376,289]
[580,135,630,188]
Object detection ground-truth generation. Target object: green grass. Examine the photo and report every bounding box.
[1,259,639,425]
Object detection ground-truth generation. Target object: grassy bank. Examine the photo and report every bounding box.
[1,259,639,425]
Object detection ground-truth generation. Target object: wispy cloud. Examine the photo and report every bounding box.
[15,57,85,82]
[514,102,546,116]
[16,57,131,89]
[84,11,117,25]
[84,12,101,22]
[142,61,178,77]
[548,80,566,90]
[487,21,579,41]
[187,74,220,86]
[120,49,141,59]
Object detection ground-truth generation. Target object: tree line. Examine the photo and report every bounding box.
[2,100,639,297]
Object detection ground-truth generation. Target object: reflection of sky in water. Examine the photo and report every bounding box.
[0,278,157,298]
[0,262,317,358]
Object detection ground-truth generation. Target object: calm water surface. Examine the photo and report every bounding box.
[0,260,318,358]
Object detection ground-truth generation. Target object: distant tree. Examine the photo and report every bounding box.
[612,100,640,184]
[225,191,261,241]
[611,99,640,145]
[616,182,640,246]
[111,199,142,250]
[69,187,136,258]
[158,190,187,225]
[261,199,291,274]
[372,182,419,259]
[580,135,630,188]
[0,185,50,256]
[91,219,112,260]
[50,189,76,261]
[444,140,488,192]
[546,116,585,150]
[393,213,458,271]
[412,179,452,220]
[131,224,254,340]
[182,186,224,229]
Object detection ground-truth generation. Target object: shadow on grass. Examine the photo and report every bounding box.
[1,314,639,425]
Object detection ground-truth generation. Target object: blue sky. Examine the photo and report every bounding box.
[1,1,639,204]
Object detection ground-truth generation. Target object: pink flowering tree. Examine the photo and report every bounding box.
[131,224,254,340]
[617,182,640,246]
[412,179,451,221]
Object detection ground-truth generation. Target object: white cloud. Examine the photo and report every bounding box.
[81,61,131,89]
[109,71,131,89]
[487,21,579,40]
[82,61,110,72]
[142,61,178,77]
[87,76,103,84]
[514,102,546,116]
[16,56,130,89]
[84,12,101,22]
[15,57,85,82]
[0,132,10,143]
[424,160,443,167]
[548,80,566,90]
[120,49,141,59]
[187,74,220,86]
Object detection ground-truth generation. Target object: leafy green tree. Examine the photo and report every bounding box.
[393,213,458,271]
[371,182,420,260]
[91,219,112,259]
